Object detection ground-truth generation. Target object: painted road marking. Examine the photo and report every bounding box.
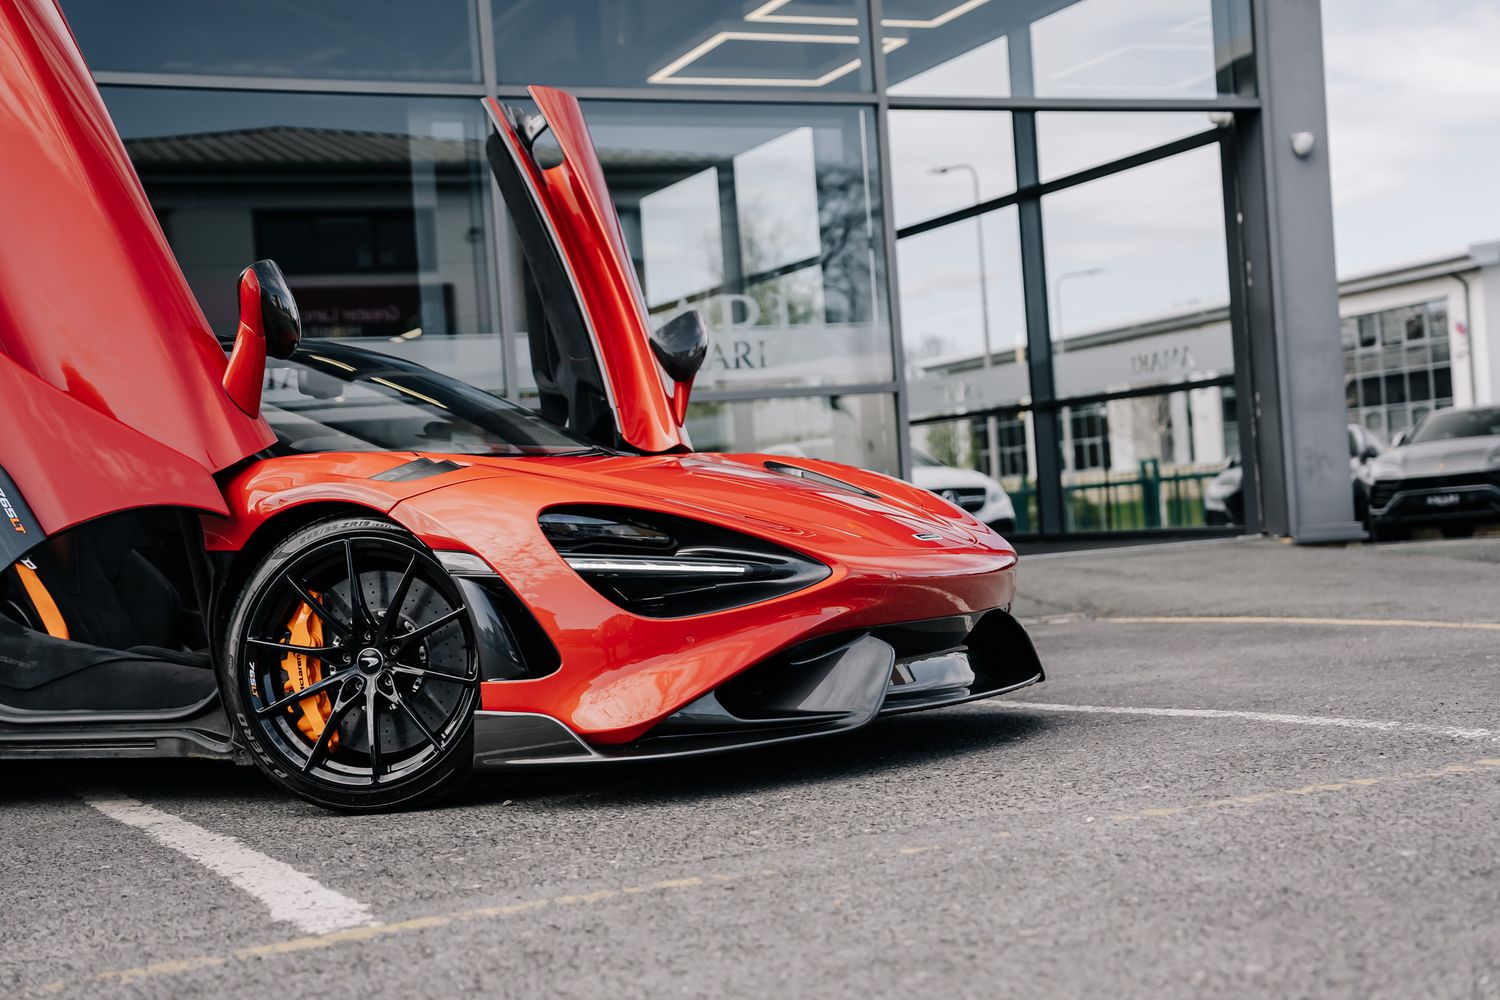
[40,756,1500,996]
[1108,758,1500,821]
[1106,614,1500,631]
[83,793,374,935]
[33,872,754,995]
[988,701,1500,742]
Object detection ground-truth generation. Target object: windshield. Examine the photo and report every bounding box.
[1405,407,1500,445]
[912,449,942,468]
[260,343,599,457]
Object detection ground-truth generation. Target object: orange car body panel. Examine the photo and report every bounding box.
[212,450,1018,745]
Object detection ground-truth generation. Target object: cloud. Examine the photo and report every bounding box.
[1323,0,1500,273]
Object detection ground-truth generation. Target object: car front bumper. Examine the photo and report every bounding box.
[1368,477,1500,527]
[471,608,1044,768]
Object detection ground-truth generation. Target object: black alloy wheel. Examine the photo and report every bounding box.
[222,517,478,811]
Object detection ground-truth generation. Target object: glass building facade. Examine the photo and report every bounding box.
[66,0,1273,537]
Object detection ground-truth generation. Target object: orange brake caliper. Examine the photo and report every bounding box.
[283,598,338,749]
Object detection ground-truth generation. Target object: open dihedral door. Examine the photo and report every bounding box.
[483,88,693,454]
[0,0,272,740]
[0,0,273,566]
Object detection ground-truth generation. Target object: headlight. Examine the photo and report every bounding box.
[538,511,674,551]
[539,506,829,618]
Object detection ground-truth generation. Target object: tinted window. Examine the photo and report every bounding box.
[64,0,481,82]
[1406,408,1500,445]
[493,0,873,91]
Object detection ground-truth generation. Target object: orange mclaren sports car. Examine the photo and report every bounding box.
[0,0,1043,810]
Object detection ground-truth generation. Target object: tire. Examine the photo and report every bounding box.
[1369,522,1405,543]
[1440,523,1474,539]
[221,517,478,811]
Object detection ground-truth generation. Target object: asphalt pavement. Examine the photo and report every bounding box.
[4,536,1500,999]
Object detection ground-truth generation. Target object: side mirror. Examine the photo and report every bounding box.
[1359,445,1379,462]
[650,309,708,423]
[223,260,301,417]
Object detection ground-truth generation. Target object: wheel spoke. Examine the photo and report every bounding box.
[390,608,466,649]
[390,687,445,751]
[344,539,374,629]
[302,682,361,774]
[255,671,345,717]
[364,689,383,785]
[284,575,348,635]
[376,555,421,645]
[391,664,474,685]
[248,637,344,657]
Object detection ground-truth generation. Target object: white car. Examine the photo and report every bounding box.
[910,450,1017,532]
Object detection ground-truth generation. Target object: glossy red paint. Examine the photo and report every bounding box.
[208,448,1016,744]
[378,452,1012,744]
[222,266,267,418]
[3,1,1035,781]
[484,89,689,455]
[0,0,272,536]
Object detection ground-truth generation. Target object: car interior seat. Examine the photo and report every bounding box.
[0,511,217,713]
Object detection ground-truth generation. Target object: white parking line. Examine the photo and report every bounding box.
[83,793,375,934]
[989,701,1500,742]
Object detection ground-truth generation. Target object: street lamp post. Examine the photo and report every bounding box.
[1052,267,1105,344]
[930,162,1000,477]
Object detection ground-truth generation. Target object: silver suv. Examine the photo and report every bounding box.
[1364,405,1500,540]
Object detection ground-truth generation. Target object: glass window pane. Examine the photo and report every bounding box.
[687,394,898,474]
[910,413,1037,532]
[66,0,481,82]
[494,0,873,91]
[1043,145,1230,397]
[885,5,1012,98]
[884,0,1252,98]
[898,208,1029,418]
[889,111,1014,230]
[575,101,891,392]
[1032,0,1226,98]
[1060,386,1236,532]
[104,88,500,388]
[1037,112,1218,182]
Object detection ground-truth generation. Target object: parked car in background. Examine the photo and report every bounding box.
[1205,424,1385,527]
[1363,405,1500,540]
[910,450,1017,534]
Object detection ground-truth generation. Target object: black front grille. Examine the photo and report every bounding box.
[1372,470,1500,510]
[940,488,987,512]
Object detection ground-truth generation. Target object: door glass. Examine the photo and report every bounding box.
[509,101,891,396]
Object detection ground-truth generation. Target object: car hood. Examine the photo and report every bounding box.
[426,451,1010,555]
[1379,436,1500,478]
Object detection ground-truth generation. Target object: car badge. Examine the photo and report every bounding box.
[913,532,942,541]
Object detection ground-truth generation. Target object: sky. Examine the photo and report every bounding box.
[1322,0,1500,276]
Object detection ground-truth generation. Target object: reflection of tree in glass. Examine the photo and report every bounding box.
[925,421,962,467]
[733,165,875,328]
